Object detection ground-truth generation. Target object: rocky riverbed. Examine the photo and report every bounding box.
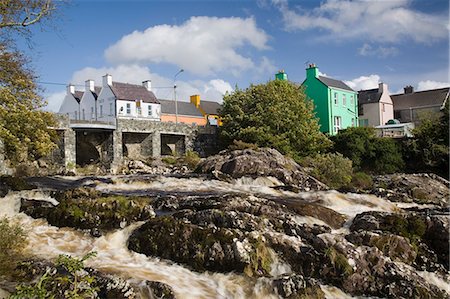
[0,148,449,298]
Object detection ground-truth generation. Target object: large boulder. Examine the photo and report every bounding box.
[196,148,328,191]
[372,173,449,206]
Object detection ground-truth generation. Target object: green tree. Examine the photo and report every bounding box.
[0,0,59,163]
[405,100,449,177]
[0,217,27,276]
[220,80,331,159]
[332,127,404,174]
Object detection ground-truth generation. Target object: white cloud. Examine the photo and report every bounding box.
[43,90,66,112]
[417,80,450,91]
[273,0,448,43]
[358,43,399,58]
[105,16,269,76]
[43,64,232,112]
[345,74,381,90]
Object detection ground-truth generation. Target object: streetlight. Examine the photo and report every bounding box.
[174,69,184,124]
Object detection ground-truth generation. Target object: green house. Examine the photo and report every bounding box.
[302,64,358,135]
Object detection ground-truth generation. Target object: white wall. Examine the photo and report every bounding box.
[79,91,97,121]
[97,86,116,123]
[59,94,80,120]
[379,91,394,125]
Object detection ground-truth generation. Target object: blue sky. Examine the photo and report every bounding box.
[23,0,449,111]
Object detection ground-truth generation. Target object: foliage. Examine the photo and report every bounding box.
[161,156,177,165]
[332,127,404,174]
[0,217,27,276]
[181,150,201,170]
[0,44,58,163]
[325,247,353,277]
[404,100,449,178]
[302,153,353,189]
[11,252,98,299]
[349,172,373,190]
[228,139,259,151]
[220,80,332,160]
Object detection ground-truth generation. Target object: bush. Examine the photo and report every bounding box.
[302,153,353,189]
[228,140,259,151]
[11,252,98,299]
[0,218,27,276]
[332,127,404,174]
[181,150,201,170]
[350,172,373,190]
[161,156,177,165]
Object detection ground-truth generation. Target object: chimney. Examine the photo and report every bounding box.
[142,80,152,91]
[85,79,95,92]
[102,74,112,86]
[404,85,414,94]
[306,63,319,78]
[378,82,387,93]
[67,84,75,94]
[190,94,200,107]
[275,70,288,81]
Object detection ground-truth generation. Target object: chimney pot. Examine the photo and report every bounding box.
[85,79,95,92]
[142,80,152,91]
[102,74,112,86]
[67,84,75,94]
[404,85,414,94]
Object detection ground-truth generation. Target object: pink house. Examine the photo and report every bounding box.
[358,83,394,127]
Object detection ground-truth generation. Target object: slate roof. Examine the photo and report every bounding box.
[199,100,222,115]
[110,82,159,104]
[358,88,382,105]
[159,99,204,117]
[73,91,84,103]
[318,76,354,91]
[391,87,449,110]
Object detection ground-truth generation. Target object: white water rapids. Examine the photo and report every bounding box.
[1,175,449,298]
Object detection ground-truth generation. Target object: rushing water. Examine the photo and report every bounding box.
[1,175,449,299]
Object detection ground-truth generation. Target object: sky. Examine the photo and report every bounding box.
[22,0,450,112]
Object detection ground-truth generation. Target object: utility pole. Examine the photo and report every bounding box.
[174,69,184,124]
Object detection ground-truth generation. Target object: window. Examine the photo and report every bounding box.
[334,92,338,105]
[350,95,354,106]
[351,118,355,127]
[109,103,113,116]
[74,110,78,120]
[82,109,85,120]
[126,103,131,114]
[359,119,369,127]
[99,105,103,117]
[343,94,346,106]
[382,103,385,112]
[333,116,342,133]
[91,107,94,119]
[148,105,152,117]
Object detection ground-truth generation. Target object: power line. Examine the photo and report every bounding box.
[37,81,174,89]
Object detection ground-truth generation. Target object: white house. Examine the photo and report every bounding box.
[58,74,161,122]
[96,74,161,122]
[59,85,84,120]
[358,83,394,127]
[79,79,101,121]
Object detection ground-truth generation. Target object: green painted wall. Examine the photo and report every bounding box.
[303,66,358,135]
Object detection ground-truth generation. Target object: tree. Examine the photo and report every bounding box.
[332,127,404,174]
[220,80,331,159]
[0,0,58,163]
[404,100,449,178]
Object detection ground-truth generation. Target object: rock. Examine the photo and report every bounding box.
[424,215,449,269]
[20,190,155,235]
[144,281,176,299]
[372,173,449,206]
[272,274,325,298]
[196,148,328,191]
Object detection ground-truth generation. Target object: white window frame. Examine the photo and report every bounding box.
[343,94,346,106]
[334,116,342,133]
[334,92,338,105]
[109,103,113,116]
[99,105,103,118]
[91,107,94,119]
[126,103,131,114]
[148,105,152,117]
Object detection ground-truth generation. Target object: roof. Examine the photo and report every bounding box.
[159,99,204,117]
[91,86,101,99]
[110,81,159,104]
[391,87,449,110]
[73,91,84,103]
[318,76,354,92]
[199,100,222,115]
[358,88,382,105]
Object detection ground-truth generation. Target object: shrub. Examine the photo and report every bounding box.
[0,218,27,276]
[350,172,373,190]
[302,153,353,189]
[228,140,259,151]
[11,252,98,299]
[181,150,201,170]
[161,156,177,165]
